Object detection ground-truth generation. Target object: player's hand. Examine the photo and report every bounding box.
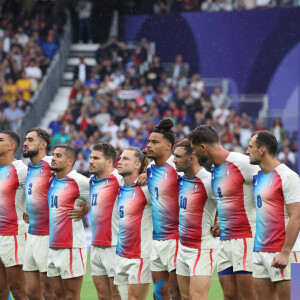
[211,222,220,237]
[68,203,90,222]
[271,252,289,269]
[136,173,147,186]
[23,212,29,224]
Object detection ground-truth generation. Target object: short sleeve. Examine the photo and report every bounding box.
[282,173,300,204]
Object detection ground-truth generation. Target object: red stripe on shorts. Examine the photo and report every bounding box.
[69,249,74,277]
[193,249,201,276]
[79,248,85,273]
[294,252,298,263]
[210,249,213,276]
[25,233,27,240]
[174,239,179,269]
[243,238,247,270]
[280,269,285,280]
[14,235,19,264]
[138,258,144,284]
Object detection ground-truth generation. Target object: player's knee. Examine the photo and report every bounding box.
[170,284,181,300]
[10,285,26,300]
[26,286,40,299]
[0,286,10,299]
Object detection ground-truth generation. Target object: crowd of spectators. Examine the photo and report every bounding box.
[0,1,64,131]
[151,0,297,13]
[47,36,298,173]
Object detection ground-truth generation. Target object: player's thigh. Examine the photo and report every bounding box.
[274,280,290,300]
[63,276,83,300]
[235,273,257,300]
[40,272,53,298]
[152,270,170,299]
[93,275,112,299]
[48,276,65,299]
[0,259,9,299]
[24,270,42,296]
[190,275,211,300]
[6,265,26,290]
[128,283,149,300]
[177,275,190,300]
[219,273,239,300]
[108,277,121,300]
[253,278,278,300]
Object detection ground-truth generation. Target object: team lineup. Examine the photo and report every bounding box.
[0,119,299,300]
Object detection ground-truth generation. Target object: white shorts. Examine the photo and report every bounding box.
[150,239,179,272]
[176,243,216,277]
[23,234,49,272]
[217,238,254,273]
[0,234,27,267]
[114,255,151,285]
[253,251,300,282]
[47,247,87,279]
[90,245,116,277]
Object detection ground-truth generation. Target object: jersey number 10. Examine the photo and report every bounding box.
[51,195,58,208]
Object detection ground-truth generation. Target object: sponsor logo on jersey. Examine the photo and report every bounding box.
[193,184,198,192]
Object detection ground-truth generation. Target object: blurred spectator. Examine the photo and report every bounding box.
[77,1,93,43]
[278,145,296,170]
[50,127,72,147]
[2,101,24,130]
[42,34,59,60]
[74,152,90,175]
[74,56,91,83]
[210,86,231,109]
[189,73,205,99]
[25,58,42,91]
[213,103,230,126]
[16,71,32,104]
[48,115,63,136]
[3,76,17,103]
[270,117,287,149]
[168,54,188,89]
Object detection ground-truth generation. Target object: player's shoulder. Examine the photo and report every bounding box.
[195,167,212,183]
[227,152,260,173]
[41,155,52,165]
[12,159,27,170]
[275,164,299,181]
[110,169,124,185]
[67,170,89,185]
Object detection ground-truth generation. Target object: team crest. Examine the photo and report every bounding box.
[64,184,69,190]
[226,170,229,177]
[164,171,168,180]
[274,271,279,277]
[64,270,69,275]
[131,190,136,199]
[40,168,43,175]
[130,275,136,281]
[269,180,273,188]
[105,179,109,186]
[193,184,198,192]
[6,172,10,179]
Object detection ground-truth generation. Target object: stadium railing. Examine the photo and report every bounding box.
[15,10,72,158]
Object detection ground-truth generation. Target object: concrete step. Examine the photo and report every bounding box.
[63,72,73,81]
[67,57,97,66]
[70,43,100,52]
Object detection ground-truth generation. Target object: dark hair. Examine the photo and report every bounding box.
[188,125,219,145]
[1,130,20,152]
[152,118,175,146]
[174,138,194,156]
[27,127,50,147]
[54,145,78,164]
[252,130,278,156]
[126,146,148,174]
[93,142,117,165]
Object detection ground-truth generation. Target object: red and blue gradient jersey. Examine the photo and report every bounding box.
[0,160,27,235]
[211,152,259,240]
[116,183,152,259]
[25,156,52,235]
[178,168,217,249]
[48,170,89,248]
[253,164,300,252]
[90,169,122,246]
[147,156,180,240]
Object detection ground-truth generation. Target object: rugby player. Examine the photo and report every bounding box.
[173,139,218,300]
[146,119,181,300]
[47,145,89,300]
[22,127,53,300]
[115,147,152,300]
[189,125,259,300]
[247,130,300,300]
[89,142,122,299]
[0,131,27,300]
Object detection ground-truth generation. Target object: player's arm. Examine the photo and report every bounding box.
[69,175,90,222]
[211,212,220,237]
[271,201,300,269]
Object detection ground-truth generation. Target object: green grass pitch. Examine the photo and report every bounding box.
[81,252,223,299]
